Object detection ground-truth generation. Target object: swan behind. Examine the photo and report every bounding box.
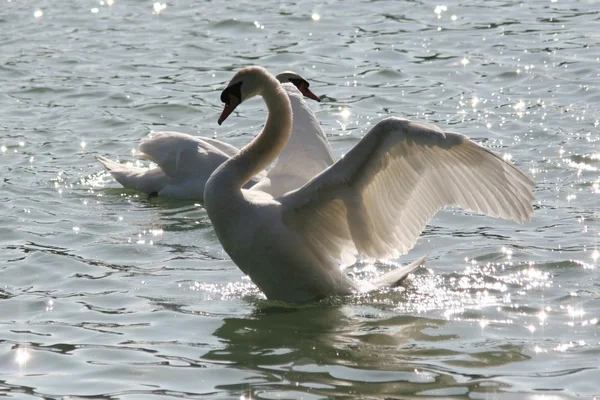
[98,72,328,201]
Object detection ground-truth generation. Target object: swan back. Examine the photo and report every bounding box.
[138,131,229,179]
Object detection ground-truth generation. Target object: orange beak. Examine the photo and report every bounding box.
[218,94,240,125]
[299,83,320,102]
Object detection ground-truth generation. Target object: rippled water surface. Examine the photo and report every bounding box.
[1,0,600,398]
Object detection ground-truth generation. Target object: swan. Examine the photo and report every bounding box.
[97,71,331,201]
[205,66,535,303]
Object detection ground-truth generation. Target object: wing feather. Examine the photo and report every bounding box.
[138,131,231,179]
[281,117,535,262]
[199,137,240,158]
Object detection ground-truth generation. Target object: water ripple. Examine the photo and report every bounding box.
[1,0,599,398]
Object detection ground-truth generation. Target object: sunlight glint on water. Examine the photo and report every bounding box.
[0,0,599,398]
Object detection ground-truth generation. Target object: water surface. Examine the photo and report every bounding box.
[1,0,599,398]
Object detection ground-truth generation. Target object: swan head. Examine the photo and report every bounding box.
[218,66,319,125]
[218,66,274,125]
[275,71,321,102]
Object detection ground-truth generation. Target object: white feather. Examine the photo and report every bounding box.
[281,117,535,264]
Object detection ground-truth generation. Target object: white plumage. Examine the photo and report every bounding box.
[98,72,331,201]
[282,117,534,265]
[205,66,535,303]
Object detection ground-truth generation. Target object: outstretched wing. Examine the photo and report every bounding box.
[281,117,535,264]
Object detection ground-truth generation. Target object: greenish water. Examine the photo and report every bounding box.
[1,0,599,398]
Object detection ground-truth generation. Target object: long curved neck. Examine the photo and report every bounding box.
[227,78,293,189]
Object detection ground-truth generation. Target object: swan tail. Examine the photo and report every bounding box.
[372,256,426,289]
[96,155,167,194]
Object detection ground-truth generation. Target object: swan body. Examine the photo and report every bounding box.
[98,72,329,201]
[206,66,535,303]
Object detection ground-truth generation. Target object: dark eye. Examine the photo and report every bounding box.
[220,81,243,103]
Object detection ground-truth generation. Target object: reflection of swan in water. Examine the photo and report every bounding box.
[98,71,330,202]
[200,304,530,397]
[205,66,535,303]
[203,305,426,369]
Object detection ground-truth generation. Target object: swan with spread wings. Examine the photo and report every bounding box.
[204,66,535,303]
